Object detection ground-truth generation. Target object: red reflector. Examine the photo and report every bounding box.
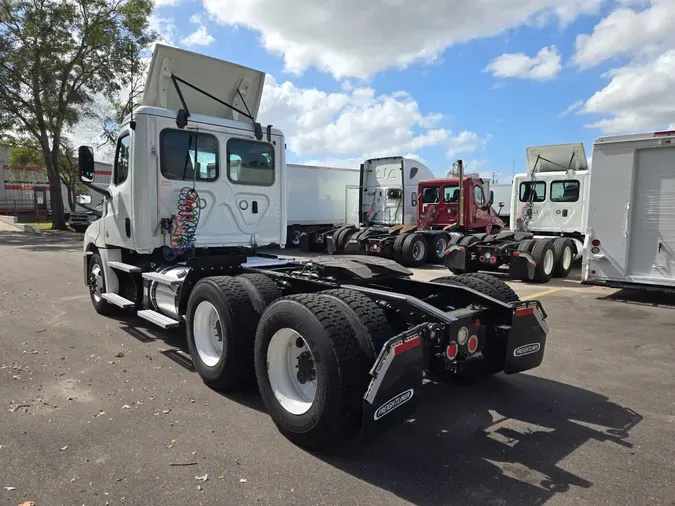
[515,307,535,316]
[592,239,600,246]
[513,251,520,257]
[376,246,381,252]
[467,335,478,354]
[479,256,485,262]
[591,269,597,275]
[446,342,458,360]
[477,247,482,251]
[459,247,465,252]
[494,248,499,253]
[490,256,497,264]
[394,336,421,355]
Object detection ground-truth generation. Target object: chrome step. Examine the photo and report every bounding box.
[101,293,135,308]
[137,310,180,329]
[108,261,142,273]
[142,272,183,285]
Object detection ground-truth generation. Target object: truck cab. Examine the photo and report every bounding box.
[417,176,503,233]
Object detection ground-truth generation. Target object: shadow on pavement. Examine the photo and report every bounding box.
[318,374,641,505]
[0,230,82,252]
[598,288,675,309]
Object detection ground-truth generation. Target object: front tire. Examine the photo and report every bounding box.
[186,276,260,391]
[88,253,116,315]
[254,294,372,450]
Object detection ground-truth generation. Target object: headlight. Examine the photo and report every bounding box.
[457,326,469,345]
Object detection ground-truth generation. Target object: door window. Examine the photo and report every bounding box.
[114,135,130,186]
[474,185,485,205]
[160,130,219,182]
[227,138,275,186]
[550,180,580,202]
[421,186,440,204]
[443,185,460,202]
[519,181,546,202]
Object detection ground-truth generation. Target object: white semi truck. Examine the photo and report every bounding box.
[76,44,550,450]
[583,130,675,291]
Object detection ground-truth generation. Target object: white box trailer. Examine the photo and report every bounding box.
[583,130,675,290]
[491,183,512,224]
[285,163,359,246]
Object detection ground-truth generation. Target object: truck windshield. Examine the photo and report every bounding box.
[421,186,440,203]
[443,185,460,203]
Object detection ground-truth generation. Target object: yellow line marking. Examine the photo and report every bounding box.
[520,288,561,300]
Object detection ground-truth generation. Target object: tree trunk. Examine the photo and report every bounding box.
[42,149,67,230]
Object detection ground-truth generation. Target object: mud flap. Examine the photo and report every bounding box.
[361,324,425,442]
[509,253,536,280]
[444,245,468,271]
[504,300,549,373]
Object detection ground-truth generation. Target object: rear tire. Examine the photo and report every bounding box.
[552,238,574,278]
[460,273,519,303]
[401,233,428,267]
[428,233,451,264]
[186,276,260,391]
[530,239,556,283]
[393,232,410,264]
[335,226,356,251]
[432,274,502,300]
[254,294,372,450]
[235,274,282,314]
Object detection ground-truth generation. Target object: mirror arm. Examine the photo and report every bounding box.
[82,181,111,199]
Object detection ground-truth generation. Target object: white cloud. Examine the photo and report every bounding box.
[181,25,215,46]
[558,100,584,117]
[149,14,177,46]
[580,50,675,133]
[485,45,562,81]
[259,76,487,168]
[572,0,675,69]
[154,0,185,6]
[201,0,602,79]
[446,131,492,158]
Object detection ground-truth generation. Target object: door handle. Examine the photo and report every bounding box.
[659,242,663,253]
[252,201,258,214]
[624,203,630,237]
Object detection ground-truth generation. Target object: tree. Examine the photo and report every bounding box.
[0,0,156,229]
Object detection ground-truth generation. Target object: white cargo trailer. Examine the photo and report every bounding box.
[491,183,512,224]
[285,163,359,246]
[583,130,675,291]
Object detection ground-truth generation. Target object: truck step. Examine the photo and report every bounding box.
[142,272,183,285]
[101,293,136,308]
[137,310,180,329]
[108,261,142,273]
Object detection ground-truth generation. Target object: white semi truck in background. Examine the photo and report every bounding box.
[75,44,550,451]
[583,130,675,291]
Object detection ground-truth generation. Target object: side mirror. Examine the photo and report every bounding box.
[78,146,95,183]
[488,190,494,206]
[75,193,92,205]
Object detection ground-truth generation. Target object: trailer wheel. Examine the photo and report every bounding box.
[235,274,282,314]
[432,275,503,301]
[317,289,393,357]
[286,226,303,248]
[401,233,428,267]
[530,239,556,283]
[335,226,356,251]
[552,238,574,278]
[186,276,259,391]
[428,233,451,264]
[393,232,410,264]
[87,253,116,315]
[459,273,519,303]
[254,294,372,450]
[509,239,536,280]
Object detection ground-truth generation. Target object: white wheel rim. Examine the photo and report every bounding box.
[413,240,426,261]
[291,230,302,245]
[436,238,447,257]
[562,245,572,270]
[193,301,223,367]
[543,249,554,274]
[90,264,103,302]
[267,328,316,415]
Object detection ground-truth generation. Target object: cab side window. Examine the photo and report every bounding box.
[114,135,130,186]
[473,185,485,205]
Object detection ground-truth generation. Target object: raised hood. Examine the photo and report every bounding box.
[526,143,588,173]
[142,44,265,121]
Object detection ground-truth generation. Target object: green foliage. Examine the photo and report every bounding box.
[0,0,157,228]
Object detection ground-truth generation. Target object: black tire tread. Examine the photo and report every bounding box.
[552,238,574,278]
[459,273,519,302]
[235,274,282,314]
[431,275,502,300]
[530,239,555,283]
[318,289,393,356]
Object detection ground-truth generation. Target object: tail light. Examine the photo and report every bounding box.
[467,335,478,354]
[479,256,485,262]
[494,248,499,253]
[446,342,458,360]
[490,256,497,264]
[477,247,482,252]
[592,239,600,246]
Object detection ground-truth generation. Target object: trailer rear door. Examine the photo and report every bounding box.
[627,146,675,280]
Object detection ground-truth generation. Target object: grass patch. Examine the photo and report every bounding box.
[23,222,54,230]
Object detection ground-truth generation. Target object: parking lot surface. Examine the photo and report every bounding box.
[1,230,674,505]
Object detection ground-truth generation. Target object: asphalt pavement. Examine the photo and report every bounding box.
[1,230,674,505]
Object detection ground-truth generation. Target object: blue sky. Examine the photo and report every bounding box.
[142,0,675,182]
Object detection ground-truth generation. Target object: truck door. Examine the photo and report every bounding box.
[548,178,581,231]
[101,130,133,248]
[471,182,493,229]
